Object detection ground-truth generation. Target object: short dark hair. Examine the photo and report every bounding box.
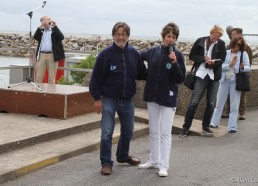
[229,36,246,51]
[232,28,243,35]
[160,22,179,40]
[112,22,130,36]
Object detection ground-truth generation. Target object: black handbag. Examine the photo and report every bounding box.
[183,64,196,90]
[235,52,250,91]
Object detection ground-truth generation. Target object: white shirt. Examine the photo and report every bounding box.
[40,28,52,52]
[225,53,237,80]
[196,40,216,80]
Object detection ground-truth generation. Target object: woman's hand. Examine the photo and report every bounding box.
[230,56,237,67]
[168,52,177,63]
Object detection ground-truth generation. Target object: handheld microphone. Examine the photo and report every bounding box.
[169,44,175,53]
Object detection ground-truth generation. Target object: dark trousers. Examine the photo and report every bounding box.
[183,75,219,130]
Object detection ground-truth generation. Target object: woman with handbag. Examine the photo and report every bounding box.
[209,36,250,133]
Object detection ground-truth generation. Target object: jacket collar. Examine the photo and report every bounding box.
[112,42,129,53]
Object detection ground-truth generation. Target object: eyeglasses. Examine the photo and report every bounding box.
[114,33,128,38]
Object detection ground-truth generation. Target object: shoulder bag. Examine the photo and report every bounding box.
[183,64,196,90]
[235,51,250,91]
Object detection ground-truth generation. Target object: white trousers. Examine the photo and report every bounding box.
[147,102,176,170]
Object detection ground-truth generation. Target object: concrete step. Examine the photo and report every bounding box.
[0,108,228,184]
[0,122,149,184]
[0,112,104,154]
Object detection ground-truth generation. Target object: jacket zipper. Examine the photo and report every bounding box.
[122,53,127,97]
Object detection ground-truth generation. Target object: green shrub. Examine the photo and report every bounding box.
[70,54,96,84]
[57,76,74,85]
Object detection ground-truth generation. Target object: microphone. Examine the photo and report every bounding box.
[169,44,175,53]
[42,1,47,8]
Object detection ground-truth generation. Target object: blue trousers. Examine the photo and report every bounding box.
[100,97,134,167]
[210,79,241,131]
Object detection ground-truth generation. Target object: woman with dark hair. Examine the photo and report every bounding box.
[209,36,250,133]
[138,22,186,177]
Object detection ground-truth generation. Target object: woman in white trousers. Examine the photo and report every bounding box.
[144,103,176,174]
[138,22,186,177]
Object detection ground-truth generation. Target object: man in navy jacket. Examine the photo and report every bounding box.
[89,22,147,176]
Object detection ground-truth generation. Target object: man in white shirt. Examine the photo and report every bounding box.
[179,25,226,137]
[34,16,65,84]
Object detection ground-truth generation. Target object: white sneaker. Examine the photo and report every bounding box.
[158,169,168,177]
[138,162,158,169]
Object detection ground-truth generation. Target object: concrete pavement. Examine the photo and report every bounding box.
[1,108,258,186]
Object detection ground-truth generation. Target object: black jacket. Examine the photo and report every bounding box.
[140,45,186,107]
[34,26,65,62]
[189,36,226,81]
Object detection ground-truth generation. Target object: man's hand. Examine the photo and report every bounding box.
[94,100,102,114]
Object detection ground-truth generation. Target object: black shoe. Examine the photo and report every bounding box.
[209,124,218,128]
[229,130,237,133]
[179,128,189,137]
[201,128,214,137]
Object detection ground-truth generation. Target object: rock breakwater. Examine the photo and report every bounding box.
[1,32,258,64]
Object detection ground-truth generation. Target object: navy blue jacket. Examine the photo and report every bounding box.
[140,45,186,107]
[89,42,147,101]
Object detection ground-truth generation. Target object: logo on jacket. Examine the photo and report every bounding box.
[166,63,172,69]
[110,65,116,71]
[169,91,174,96]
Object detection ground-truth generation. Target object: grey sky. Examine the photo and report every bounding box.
[0,0,258,41]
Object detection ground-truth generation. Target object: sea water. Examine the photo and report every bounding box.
[0,56,29,86]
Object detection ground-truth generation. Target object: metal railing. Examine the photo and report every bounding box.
[243,34,258,46]
[0,47,95,73]
[0,48,96,85]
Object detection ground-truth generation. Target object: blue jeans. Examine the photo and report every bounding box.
[100,97,134,167]
[183,75,219,130]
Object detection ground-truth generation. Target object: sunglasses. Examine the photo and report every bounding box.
[235,43,241,47]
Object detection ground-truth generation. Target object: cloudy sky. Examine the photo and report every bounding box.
[0,0,258,41]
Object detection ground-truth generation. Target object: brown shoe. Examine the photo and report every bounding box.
[221,114,229,118]
[117,156,141,166]
[239,114,246,120]
[101,164,112,175]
